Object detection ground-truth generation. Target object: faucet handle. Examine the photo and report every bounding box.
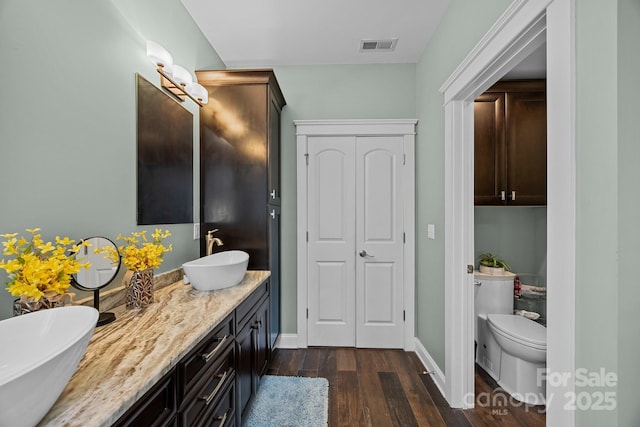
[207,229,219,237]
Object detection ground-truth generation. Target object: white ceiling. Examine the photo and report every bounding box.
[181,0,450,67]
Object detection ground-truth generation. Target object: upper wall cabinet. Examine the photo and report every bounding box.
[474,80,547,206]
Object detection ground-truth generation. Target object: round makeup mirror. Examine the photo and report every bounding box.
[71,236,121,326]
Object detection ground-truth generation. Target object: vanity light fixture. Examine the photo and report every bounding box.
[146,40,173,69]
[170,64,193,86]
[146,40,208,107]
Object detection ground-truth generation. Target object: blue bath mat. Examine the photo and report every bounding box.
[243,375,329,427]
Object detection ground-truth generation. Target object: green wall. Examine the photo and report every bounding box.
[575,1,619,425]
[475,207,547,285]
[415,0,512,371]
[0,0,224,319]
[271,64,417,334]
[616,0,640,425]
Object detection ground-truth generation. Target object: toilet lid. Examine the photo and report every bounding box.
[487,314,546,348]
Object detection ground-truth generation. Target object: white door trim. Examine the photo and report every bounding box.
[295,119,417,351]
[440,1,576,426]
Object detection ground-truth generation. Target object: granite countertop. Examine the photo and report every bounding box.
[39,270,270,427]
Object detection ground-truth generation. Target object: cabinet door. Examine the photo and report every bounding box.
[505,91,547,205]
[235,321,254,420]
[254,297,270,381]
[200,83,269,268]
[474,93,506,205]
[268,96,281,205]
[268,205,280,349]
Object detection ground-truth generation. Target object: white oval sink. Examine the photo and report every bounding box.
[183,250,249,291]
[0,306,98,427]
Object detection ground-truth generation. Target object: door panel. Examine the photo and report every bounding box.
[316,262,349,321]
[268,204,280,348]
[363,262,395,323]
[356,136,404,349]
[307,136,356,346]
[505,91,547,205]
[474,93,506,205]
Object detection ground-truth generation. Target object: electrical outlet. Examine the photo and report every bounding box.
[427,224,435,240]
[193,223,200,240]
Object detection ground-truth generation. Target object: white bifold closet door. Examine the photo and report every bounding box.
[307,135,404,348]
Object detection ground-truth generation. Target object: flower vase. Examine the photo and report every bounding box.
[13,297,64,316]
[126,268,155,309]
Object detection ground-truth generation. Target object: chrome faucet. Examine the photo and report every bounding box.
[206,229,224,255]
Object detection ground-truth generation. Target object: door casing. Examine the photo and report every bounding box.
[296,119,417,351]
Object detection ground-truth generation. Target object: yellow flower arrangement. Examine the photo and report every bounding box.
[100,229,172,272]
[0,228,90,302]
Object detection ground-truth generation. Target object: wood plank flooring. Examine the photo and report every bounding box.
[266,348,546,427]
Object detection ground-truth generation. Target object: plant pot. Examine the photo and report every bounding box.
[479,265,505,275]
[13,297,64,316]
[126,268,155,309]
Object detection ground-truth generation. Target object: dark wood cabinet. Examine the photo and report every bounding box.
[197,69,284,348]
[474,80,547,205]
[114,314,235,427]
[235,281,270,425]
[177,314,235,427]
[112,369,177,427]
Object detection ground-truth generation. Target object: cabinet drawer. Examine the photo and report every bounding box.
[178,313,233,403]
[202,380,235,427]
[179,343,235,427]
[113,370,176,427]
[236,280,269,332]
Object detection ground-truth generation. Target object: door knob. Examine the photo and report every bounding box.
[359,250,374,258]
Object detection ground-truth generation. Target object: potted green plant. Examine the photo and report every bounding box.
[478,252,510,275]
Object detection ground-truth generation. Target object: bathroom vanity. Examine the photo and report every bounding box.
[38,270,271,427]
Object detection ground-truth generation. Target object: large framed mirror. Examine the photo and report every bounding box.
[71,237,121,326]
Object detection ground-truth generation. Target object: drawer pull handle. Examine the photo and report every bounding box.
[216,409,230,427]
[199,370,229,406]
[201,335,228,362]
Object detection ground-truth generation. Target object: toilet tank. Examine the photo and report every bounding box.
[474,271,515,316]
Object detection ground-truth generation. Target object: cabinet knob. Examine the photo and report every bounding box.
[500,191,506,201]
[270,189,277,199]
[510,191,516,201]
[270,209,276,219]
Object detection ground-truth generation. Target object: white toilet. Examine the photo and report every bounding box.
[474,272,547,405]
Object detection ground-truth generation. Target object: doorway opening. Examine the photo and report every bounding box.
[440,1,575,426]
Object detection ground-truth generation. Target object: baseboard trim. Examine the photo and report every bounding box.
[275,333,298,349]
[413,337,446,400]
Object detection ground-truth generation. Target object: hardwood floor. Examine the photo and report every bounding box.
[266,348,546,427]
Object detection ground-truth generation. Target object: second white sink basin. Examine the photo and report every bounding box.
[0,305,98,427]
[183,250,249,291]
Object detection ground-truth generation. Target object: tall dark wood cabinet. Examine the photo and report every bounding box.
[196,69,285,350]
[474,80,547,205]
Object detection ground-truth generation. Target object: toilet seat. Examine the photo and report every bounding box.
[487,314,546,350]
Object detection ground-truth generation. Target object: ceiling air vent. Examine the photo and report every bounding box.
[360,38,398,52]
